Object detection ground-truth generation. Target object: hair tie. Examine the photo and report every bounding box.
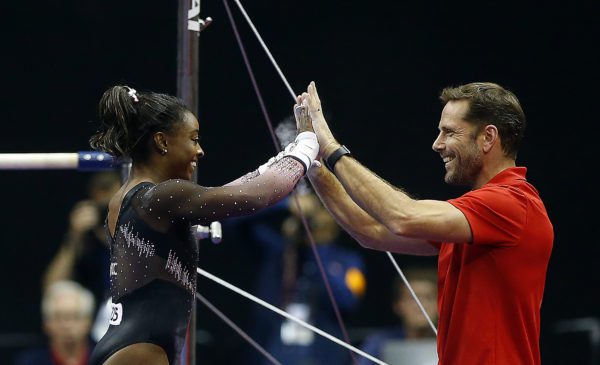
[125,87,139,103]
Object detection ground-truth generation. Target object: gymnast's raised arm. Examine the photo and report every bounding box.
[143,95,319,226]
[90,85,318,235]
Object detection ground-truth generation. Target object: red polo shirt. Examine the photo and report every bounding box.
[437,167,553,365]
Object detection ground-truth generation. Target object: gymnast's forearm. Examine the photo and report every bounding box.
[236,157,306,207]
[174,131,319,223]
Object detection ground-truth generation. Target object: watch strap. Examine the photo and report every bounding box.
[324,145,351,173]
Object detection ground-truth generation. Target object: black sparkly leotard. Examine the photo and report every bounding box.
[90,157,305,365]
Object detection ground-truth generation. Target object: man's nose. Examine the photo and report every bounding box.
[432,134,444,152]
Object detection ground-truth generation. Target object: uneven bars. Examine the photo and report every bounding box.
[0,152,115,171]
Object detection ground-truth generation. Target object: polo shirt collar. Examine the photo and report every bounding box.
[487,166,527,185]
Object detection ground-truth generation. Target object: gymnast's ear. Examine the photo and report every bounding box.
[153,132,168,153]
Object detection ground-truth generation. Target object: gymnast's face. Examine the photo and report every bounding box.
[432,99,483,187]
[165,112,204,180]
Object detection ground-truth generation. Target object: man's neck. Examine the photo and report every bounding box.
[50,341,88,365]
[473,158,516,189]
[404,326,434,339]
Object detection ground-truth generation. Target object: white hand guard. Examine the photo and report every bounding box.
[282,132,319,172]
[258,132,320,174]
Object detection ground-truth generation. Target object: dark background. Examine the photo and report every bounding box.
[1,0,598,364]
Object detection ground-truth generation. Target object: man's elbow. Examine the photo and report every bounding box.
[351,232,383,251]
[355,236,377,250]
[385,203,426,237]
[355,226,396,251]
[382,199,427,235]
[386,216,414,238]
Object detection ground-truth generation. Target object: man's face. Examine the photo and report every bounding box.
[432,100,483,187]
[44,293,91,347]
[395,280,437,330]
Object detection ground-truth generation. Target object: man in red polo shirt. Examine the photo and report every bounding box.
[299,81,553,364]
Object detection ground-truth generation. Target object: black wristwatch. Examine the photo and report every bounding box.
[324,145,352,173]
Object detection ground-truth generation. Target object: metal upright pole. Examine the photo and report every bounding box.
[177,0,200,112]
[178,1,201,364]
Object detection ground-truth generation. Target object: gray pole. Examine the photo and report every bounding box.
[177,0,199,111]
[178,1,201,364]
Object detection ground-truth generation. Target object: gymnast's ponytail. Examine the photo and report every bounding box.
[90,85,189,162]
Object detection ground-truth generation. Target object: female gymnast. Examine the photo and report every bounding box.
[88,85,318,365]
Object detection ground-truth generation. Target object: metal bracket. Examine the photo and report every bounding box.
[188,0,212,33]
[192,221,222,244]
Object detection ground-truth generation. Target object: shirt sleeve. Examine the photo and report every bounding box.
[140,157,305,227]
[448,185,528,247]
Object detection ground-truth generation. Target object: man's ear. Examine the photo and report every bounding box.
[482,124,499,153]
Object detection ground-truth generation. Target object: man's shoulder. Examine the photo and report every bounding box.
[13,346,52,365]
[456,181,530,207]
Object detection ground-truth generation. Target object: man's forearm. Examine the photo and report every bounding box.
[308,165,394,249]
[332,154,415,236]
[308,165,438,255]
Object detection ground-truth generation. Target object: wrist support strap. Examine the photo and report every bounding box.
[324,145,351,173]
[258,132,319,174]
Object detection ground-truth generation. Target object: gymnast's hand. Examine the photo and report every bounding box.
[294,95,313,134]
[303,81,340,159]
[290,94,320,170]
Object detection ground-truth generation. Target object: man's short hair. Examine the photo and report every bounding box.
[440,82,526,159]
[41,280,95,319]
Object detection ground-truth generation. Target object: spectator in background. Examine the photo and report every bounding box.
[43,171,121,304]
[235,190,366,365]
[43,171,121,341]
[358,267,438,365]
[14,280,96,365]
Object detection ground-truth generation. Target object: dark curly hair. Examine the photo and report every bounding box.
[90,85,190,162]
